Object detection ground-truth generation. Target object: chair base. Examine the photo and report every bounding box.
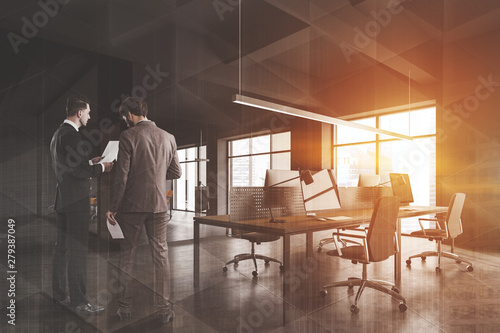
[406,250,473,272]
[320,265,407,313]
[222,242,284,277]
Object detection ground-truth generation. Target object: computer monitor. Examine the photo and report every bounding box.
[264,169,300,188]
[300,169,341,213]
[358,174,380,187]
[263,169,301,222]
[389,173,414,205]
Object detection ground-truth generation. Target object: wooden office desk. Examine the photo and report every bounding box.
[193,205,447,323]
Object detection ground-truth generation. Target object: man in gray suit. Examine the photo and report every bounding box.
[106,97,181,325]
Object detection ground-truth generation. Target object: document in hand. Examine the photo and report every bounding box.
[107,218,124,239]
[101,141,119,163]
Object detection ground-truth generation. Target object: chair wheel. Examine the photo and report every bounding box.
[406,259,411,266]
[392,286,400,293]
[222,266,228,272]
[320,290,328,297]
[279,265,285,271]
[252,271,258,277]
[421,256,426,261]
[350,305,359,314]
[399,303,407,312]
[466,265,473,272]
[435,267,442,273]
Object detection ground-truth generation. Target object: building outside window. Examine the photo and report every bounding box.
[228,132,291,188]
[335,107,436,206]
[174,146,207,211]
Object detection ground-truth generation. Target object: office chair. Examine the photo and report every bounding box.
[317,174,379,252]
[320,196,407,314]
[406,193,473,273]
[222,229,284,277]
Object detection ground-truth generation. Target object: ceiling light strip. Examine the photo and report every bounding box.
[233,94,412,141]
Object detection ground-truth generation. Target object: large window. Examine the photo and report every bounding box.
[335,107,436,206]
[174,146,207,211]
[228,132,291,188]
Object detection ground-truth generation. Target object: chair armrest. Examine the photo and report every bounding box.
[419,217,445,230]
[335,232,367,240]
[417,217,440,235]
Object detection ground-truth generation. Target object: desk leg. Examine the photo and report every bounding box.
[282,234,290,325]
[306,232,313,259]
[194,221,200,288]
[395,217,401,288]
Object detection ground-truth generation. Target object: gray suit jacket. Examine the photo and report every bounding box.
[110,121,182,213]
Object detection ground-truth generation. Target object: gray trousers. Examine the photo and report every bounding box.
[116,211,171,313]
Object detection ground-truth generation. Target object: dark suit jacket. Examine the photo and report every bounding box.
[110,121,182,213]
[50,123,103,212]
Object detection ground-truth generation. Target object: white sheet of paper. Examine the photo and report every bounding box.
[107,218,124,239]
[101,141,119,163]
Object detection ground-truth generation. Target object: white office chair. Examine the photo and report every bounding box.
[406,193,473,273]
[317,174,379,252]
[320,196,407,314]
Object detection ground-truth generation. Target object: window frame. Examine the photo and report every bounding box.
[334,106,437,205]
[227,131,291,188]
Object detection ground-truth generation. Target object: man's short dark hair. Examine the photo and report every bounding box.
[66,94,90,117]
[119,97,148,118]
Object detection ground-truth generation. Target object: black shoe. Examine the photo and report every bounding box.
[158,310,175,324]
[117,307,131,321]
[75,302,105,314]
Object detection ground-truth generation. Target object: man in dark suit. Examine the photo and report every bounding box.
[50,94,113,313]
[106,97,181,324]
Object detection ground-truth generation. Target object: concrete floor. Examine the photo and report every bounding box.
[1,211,499,332]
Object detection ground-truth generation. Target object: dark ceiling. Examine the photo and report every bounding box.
[1,0,500,148]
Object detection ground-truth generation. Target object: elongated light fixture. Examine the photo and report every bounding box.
[232,94,412,140]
